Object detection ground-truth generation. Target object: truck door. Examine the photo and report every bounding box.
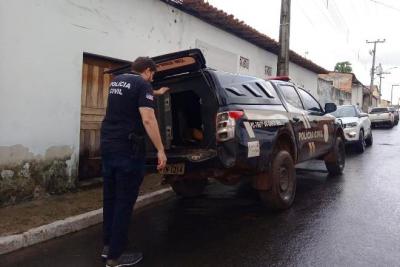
[297,89,335,156]
[278,84,311,162]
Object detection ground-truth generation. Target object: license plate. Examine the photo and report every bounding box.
[160,163,185,175]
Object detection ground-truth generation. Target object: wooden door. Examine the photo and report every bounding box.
[79,54,128,180]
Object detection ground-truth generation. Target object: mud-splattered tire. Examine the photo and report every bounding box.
[355,130,366,153]
[365,131,373,147]
[259,150,296,211]
[325,136,345,176]
[170,179,207,198]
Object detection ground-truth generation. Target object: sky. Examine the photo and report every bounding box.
[206,0,400,104]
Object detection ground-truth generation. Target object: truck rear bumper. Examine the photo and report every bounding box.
[145,149,219,175]
[371,120,392,127]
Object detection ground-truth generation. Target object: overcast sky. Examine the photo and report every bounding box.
[206,0,400,104]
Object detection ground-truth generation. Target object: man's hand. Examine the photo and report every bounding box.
[157,150,167,170]
[154,87,170,96]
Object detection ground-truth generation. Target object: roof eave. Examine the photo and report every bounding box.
[160,0,329,74]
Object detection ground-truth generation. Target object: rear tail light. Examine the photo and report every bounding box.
[216,111,244,142]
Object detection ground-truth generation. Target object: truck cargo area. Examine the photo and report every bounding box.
[148,73,218,162]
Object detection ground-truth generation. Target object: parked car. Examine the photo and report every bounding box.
[330,105,372,153]
[109,49,346,210]
[388,107,399,125]
[369,107,395,128]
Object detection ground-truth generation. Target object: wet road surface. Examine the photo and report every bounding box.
[1,126,400,266]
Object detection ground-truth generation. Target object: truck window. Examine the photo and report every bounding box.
[369,108,388,114]
[256,81,279,99]
[298,89,322,113]
[279,85,304,109]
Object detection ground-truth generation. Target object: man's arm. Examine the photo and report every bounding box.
[139,107,167,170]
[153,87,170,96]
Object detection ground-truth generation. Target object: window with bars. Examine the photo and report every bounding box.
[265,65,272,77]
[240,56,249,69]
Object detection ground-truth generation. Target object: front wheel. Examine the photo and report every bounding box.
[355,130,366,153]
[324,136,345,176]
[365,131,373,147]
[258,150,296,211]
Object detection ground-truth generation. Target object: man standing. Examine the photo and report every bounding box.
[100,57,168,267]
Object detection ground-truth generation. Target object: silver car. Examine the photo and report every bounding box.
[331,105,373,153]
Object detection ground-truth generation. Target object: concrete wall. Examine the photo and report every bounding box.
[289,63,319,96]
[351,84,364,108]
[380,100,391,107]
[317,78,334,105]
[0,0,321,205]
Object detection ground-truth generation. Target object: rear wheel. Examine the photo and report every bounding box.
[365,131,373,147]
[258,150,296,211]
[325,136,345,176]
[355,130,366,153]
[170,178,207,198]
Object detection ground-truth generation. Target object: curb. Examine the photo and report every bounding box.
[0,187,173,255]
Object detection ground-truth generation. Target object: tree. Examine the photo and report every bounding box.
[334,61,353,73]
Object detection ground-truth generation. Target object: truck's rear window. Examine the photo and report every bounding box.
[370,108,388,114]
[214,71,282,105]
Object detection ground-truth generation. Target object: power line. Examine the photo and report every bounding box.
[331,0,350,33]
[369,0,400,12]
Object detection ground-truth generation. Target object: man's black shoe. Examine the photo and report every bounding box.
[101,246,109,260]
[105,252,143,267]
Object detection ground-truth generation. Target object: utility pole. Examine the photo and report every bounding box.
[366,39,385,106]
[377,72,390,104]
[376,64,397,105]
[277,0,291,76]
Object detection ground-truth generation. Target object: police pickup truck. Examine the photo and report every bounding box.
[109,49,345,210]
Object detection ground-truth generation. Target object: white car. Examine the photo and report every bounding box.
[330,105,373,153]
[369,107,395,128]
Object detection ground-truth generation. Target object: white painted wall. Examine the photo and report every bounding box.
[351,85,364,107]
[289,62,319,96]
[317,78,334,105]
[0,0,320,171]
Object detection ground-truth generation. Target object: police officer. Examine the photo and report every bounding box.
[100,57,168,267]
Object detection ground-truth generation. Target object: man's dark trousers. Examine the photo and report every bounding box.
[102,152,145,260]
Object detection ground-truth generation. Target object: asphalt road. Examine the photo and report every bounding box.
[1,126,400,267]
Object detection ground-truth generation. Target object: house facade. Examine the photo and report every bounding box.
[318,72,371,111]
[0,0,328,206]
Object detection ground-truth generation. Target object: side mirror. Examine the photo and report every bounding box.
[359,113,368,118]
[325,103,337,113]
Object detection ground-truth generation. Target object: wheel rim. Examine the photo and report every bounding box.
[360,131,366,149]
[279,167,289,192]
[278,160,294,201]
[338,140,345,169]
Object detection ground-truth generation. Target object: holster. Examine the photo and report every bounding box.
[128,132,146,158]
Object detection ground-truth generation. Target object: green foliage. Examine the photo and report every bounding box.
[334,61,353,73]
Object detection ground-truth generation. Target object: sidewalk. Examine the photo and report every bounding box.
[0,174,173,255]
